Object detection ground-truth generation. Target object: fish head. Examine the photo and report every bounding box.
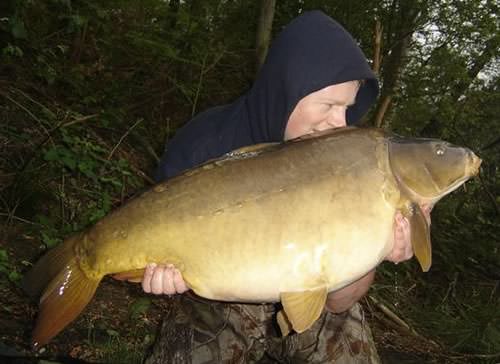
[388,137,482,203]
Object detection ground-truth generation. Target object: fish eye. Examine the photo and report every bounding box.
[436,145,445,156]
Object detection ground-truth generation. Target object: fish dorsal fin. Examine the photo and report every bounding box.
[279,286,328,334]
[224,142,280,158]
[402,203,432,272]
[182,142,280,177]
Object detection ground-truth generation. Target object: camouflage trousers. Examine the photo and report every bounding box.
[146,294,381,364]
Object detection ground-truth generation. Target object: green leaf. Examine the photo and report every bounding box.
[96,9,108,19]
[2,44,24,57]
[128,297,151,320]
[78,159,97,178]
[43,147,59,161]
[61,154,77,170]
[35,214,51,226]
[100,176,122,188]
[88,209,106,223]
[0,249,8,263]
[8,271,22,283]
[106,329,120,337]
[41,231,62,248]
[10,18,27,39]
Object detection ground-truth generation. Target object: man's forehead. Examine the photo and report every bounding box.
[313,81,360,102]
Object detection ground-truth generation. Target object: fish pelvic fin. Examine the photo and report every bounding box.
[23,236,101,348]
[112,268,146,283]
[403,203,432,272]
[280,286,328,334]
[277,310,292,336]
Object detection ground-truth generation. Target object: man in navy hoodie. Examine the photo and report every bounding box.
[142,11,423,363]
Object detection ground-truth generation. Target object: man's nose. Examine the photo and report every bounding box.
[327,107,347,128]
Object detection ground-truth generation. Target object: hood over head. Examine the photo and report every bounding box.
[155,10,379,181]
[246,10,379,142]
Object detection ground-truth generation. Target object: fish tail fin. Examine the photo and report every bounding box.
[32,259,100,348]
[22,235,102,348]
[22,235,79,297]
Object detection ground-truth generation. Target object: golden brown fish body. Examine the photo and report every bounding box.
[84,128,396,299]
[23,127,481,347]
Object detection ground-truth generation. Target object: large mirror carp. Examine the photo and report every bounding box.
[23,127,481,348]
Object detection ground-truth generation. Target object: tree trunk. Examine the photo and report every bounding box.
[255,0,276,72]
[370,1,421,128]
[168,0,181,29]
[372,19,383,75]
[374,95,392,128]
[450,35,500,103]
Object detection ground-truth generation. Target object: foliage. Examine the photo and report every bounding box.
[84,316,153,364]
[0,248,22,284]
[98,333,148,364]
[128,297,152,321]
[0,0,498,361]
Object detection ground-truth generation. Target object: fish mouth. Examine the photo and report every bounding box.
[432,150,481,201]
[408,150,482,205]
[467,151,482,176]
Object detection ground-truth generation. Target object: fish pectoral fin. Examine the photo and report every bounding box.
[277,310,292,336]
[280,286,328,334]
[112,269,146,283]
[403,203,432,272]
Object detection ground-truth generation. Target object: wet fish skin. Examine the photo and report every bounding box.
[22,127,481,348]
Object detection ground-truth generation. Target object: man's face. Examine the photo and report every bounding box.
[284,80,360,141]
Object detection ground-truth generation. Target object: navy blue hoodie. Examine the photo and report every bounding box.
[155,10,379,181]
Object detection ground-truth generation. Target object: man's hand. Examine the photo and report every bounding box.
[385,211,413,263]
[141,263,189,295]
[385,205,432,263]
